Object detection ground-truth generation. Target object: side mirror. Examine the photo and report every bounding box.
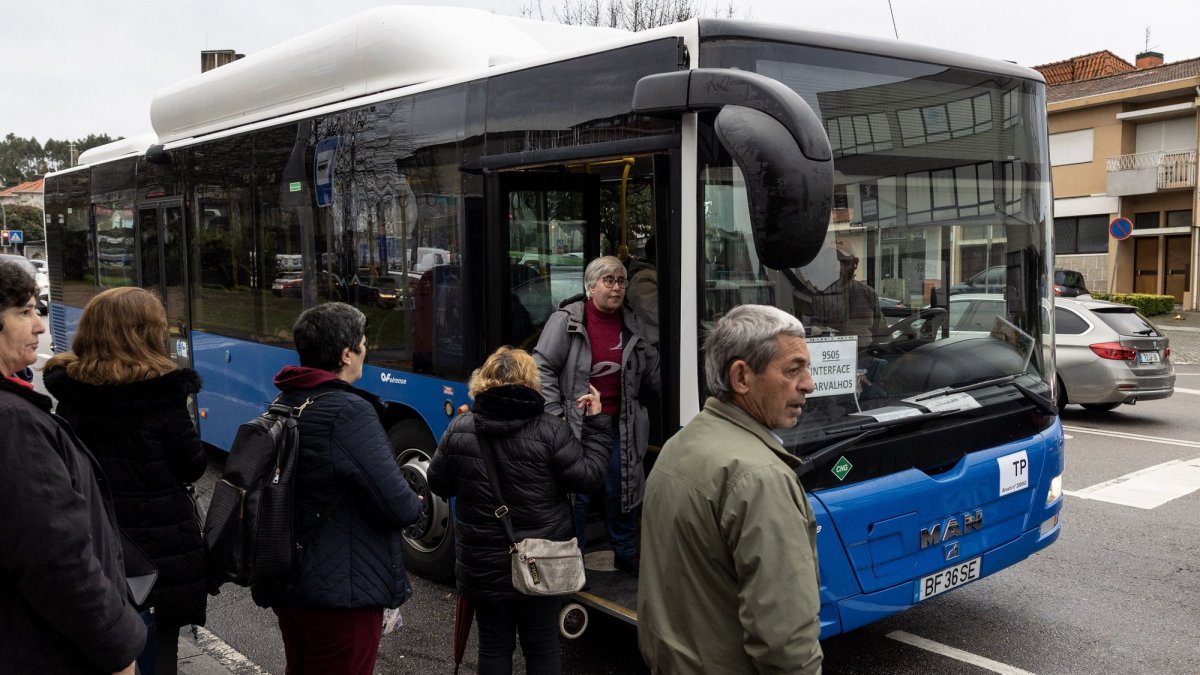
[634,69,833,269]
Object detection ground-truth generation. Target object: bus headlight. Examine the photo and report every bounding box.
[1046,474,1063,505]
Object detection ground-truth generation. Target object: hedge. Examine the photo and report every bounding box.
[1088,292,1176,316]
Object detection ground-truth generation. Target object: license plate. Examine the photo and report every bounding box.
[1138,351,1161,364]
[916,557,981,601]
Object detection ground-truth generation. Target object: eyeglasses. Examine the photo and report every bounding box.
[600,275,629,289]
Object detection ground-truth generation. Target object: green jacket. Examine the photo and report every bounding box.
[638,398,822,675]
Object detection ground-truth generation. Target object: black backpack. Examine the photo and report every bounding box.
[204,393,332,588]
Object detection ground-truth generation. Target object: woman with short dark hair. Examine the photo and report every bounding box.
[0,264,145,674]
[45,286,208,675]
[252,301,423,675]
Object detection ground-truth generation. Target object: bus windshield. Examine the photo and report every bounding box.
[699,39,1053,437]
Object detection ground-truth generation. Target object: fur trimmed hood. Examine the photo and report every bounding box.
[44,367,202,416]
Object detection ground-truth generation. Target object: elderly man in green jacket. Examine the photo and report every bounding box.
[638,304,822,674]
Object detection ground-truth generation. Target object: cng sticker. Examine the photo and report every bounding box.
[831,456,853,481]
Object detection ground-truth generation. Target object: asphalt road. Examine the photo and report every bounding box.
[32,316,1200,674]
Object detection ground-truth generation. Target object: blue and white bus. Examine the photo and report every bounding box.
[44,6,1063,637]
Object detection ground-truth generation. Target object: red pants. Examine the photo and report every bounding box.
[274,606,383,675]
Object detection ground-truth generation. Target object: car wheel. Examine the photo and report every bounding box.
[1081,402,1121,412]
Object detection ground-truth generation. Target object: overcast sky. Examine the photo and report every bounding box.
[5,0,1199,142]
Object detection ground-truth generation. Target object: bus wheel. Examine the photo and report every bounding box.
[559,603,588,640]
[390,420,456,581]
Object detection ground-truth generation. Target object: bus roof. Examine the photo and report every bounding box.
[149,5,629,144]
[57,8,1044,174]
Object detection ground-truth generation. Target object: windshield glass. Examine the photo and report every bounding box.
[699,39,1053,435]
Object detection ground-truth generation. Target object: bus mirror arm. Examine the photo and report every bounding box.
[633,69,833,269]
[146,144,173,166]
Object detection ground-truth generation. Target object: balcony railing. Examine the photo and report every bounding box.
[1106,149,1197,190]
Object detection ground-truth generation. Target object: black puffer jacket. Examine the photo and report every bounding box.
[44,366,209,627]
[252,366,423,610]
[428,384,610,602]
[0,378,146,673]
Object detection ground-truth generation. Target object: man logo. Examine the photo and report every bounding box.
[920,510,983,549]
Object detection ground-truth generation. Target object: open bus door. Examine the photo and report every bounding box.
[486,171,601,351]
[138,201,192,369]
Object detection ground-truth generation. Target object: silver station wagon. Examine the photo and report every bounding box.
[1053,297,1175,412]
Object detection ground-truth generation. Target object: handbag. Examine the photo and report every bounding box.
[120,528,158,606]
[475,426,585,596]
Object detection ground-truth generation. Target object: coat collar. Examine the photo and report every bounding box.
[0,375,52,412]
[702,397,802,469]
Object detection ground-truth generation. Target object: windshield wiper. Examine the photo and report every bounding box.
[794,429,880,478]
[913,373,1057,416]
[911,374,1018,401]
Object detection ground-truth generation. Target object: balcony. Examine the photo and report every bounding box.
[1106,149,1196,196]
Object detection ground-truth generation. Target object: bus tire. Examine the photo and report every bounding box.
[559,603,588,639]
[389,420,456,582]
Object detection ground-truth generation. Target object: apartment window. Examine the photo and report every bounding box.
[1055,215,1108,254]
[1049,129,1093,166]
[1134,212,1160,230]
[1166,209,1194,227]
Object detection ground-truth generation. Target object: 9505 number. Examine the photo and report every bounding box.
[915,557,981,602]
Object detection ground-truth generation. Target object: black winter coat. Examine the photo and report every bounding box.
[0,378,146,673]
[427,384,611,602]
[251,370,424,610]
[45,366,209,626]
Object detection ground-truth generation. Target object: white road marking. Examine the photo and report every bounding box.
[1173,387,1200,395]
[1064,457,1200,508]
[192,627,269,674]
[1062,425,1200,449]
[887,631,1036,674]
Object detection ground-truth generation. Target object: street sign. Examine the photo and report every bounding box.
[7,230,23,245]
[1109,217,1133,240]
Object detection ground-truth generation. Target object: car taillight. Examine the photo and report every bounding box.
[1089,342,1136,360]
[1053,285,1064,295]
[1165,346,1171,359]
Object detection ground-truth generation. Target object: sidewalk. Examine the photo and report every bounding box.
[1156,309,1200,365]
[177,627,268,675]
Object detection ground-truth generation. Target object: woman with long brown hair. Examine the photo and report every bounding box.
[44,287,207,675]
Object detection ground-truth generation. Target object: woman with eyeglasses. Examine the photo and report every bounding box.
[533,255,661,576]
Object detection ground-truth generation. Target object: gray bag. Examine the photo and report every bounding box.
[511,537,585,596]
[476,427,585,596]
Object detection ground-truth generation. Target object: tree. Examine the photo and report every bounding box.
[0,133,118,186]
[2,205,45,242]
[520,0,746,31]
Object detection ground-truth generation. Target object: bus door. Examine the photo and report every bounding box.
[486,171,601,351]
[138,201,192,368]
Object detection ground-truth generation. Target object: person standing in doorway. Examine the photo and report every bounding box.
[534,255,660,575]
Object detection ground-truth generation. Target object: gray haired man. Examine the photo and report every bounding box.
[638,304,822,675]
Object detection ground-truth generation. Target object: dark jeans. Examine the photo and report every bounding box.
[475,595,562,675]
[574,428,637,558]
[274,606,383,675]
[154,622,181,675]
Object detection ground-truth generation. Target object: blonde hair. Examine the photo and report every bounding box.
[467,346,541,399]
[44,287,177,385]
